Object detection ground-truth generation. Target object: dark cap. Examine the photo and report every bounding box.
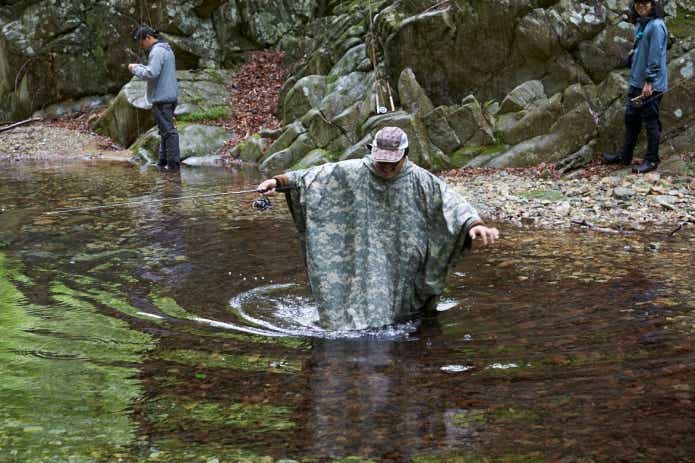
[133,26,159,41]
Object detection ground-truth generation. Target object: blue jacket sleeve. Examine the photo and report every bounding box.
[645,23,666,83]
[132,47,164,80]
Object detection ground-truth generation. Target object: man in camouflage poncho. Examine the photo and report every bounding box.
[258,127,499,330]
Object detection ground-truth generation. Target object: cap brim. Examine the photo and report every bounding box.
[372,147,405,163]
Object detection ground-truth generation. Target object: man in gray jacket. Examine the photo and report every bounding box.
[128,26,181,171]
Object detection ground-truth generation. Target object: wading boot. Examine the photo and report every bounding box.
[603,152,631,165]
[632,159,658,174]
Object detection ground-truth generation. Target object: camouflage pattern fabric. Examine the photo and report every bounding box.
[282,156,482,330]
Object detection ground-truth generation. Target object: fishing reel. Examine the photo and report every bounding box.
[251,185,297,212]
[253,195,273,211]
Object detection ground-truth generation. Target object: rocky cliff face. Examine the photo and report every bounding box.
[3,0,694,172]
[244,0,695,171]
[0,0,319,122]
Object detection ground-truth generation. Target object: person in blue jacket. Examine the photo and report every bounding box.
[604,0,668,174]
[128,26,181,171]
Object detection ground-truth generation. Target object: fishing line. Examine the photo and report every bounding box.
[45,186,297,215]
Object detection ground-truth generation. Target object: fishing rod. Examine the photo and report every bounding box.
[629,87,671,108]
[45,186,297,215]
[584,80,682,127]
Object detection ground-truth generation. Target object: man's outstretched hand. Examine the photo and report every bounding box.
[257,178,278,194]
[469,225,500,245]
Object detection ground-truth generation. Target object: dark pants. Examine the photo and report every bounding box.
[152,102,180,166]
[620,86,662,163]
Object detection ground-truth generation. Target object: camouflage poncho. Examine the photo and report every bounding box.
[277,156,482,330]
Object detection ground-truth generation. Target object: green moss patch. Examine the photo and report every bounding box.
[177,105,230,122]
[667,7,695,38]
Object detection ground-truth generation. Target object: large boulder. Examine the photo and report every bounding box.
[271,0,694,173]
[420,98,496,157]
[447,98,496,146]
[329,43,367,77]
[258,130,317,172]
[237,135,272,163]
[92,79,154,148]
[175,69,233,115]
[319,71,374,120]
[301,109,343,149]
[0,0,133,122]
[576,21,634,83]
[281,70,374,131]
[500,94,564,145]
[662,49,695,138]
[499,80,547,114]
[212,2,257,66]
[359,110,446,169]
[131,123,234,164]
[264,121,307,157]
[514,8,562,63]
[398,67,434,115]
[259,148,295,172]
[294,148,332,170]
[331,92,375,140]
[383,4,517,104]
[422,106,461,155]
[236,0,319,47]
[32,95,114,119]
[487,102,597,167]
[93,69,232,147]
[378,1,644,106]
[281,75,328,123]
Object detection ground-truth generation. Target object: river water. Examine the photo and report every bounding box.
[0,162,693,462]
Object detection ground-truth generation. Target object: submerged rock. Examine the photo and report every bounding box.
[181,155,225,167]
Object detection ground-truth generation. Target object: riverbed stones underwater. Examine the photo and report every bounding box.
[1,161,694,461]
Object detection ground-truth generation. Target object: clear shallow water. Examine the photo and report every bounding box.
[0,162,693,462]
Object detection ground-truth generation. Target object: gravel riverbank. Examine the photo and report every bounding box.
[450,169,694,234]
[0,124,130,163]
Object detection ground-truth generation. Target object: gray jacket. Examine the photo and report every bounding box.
[131,41,178,104]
